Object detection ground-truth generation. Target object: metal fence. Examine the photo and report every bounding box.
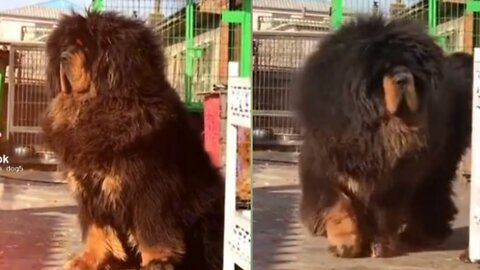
[0,0,249,164]
[4,42,55,163]
[104,0,238,112]
[252,0,479,147]
[253,31,327,146]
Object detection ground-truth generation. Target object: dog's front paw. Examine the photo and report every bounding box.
[370,236,399,258]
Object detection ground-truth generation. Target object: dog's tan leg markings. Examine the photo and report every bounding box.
[138,245,179,269]
[65,224,127,270]
[324,192,363,258]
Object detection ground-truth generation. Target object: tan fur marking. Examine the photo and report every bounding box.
[138,245,182,266]
[127,230,139,252]
[383,75,402,114]
[48,93,80,130]
[339,175,361,195]
[383,74,418,114]
[66,171,83,197]
[324,193,363,256]
[68,50,91,94]
[382,117,426,165]
[65,224,127,269]
[101,173,122,208]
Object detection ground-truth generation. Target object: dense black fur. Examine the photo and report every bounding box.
[42,11,224,269]
[296,15,469,256]
[403,52,473,244]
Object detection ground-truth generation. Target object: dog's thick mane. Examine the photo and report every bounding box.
[44,11,188,171]
[295,15,444,138]
[46,10,169,98]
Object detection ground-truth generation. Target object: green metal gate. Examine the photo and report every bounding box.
[93,0,252,112]
[334,0,480,53]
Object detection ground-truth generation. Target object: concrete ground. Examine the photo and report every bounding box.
[0,177,81,270]
[253,151,479,270]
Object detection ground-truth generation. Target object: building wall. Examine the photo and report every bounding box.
[0,19,32,41]
[437,16,466,52]
[164,28,222,102]
[253,9,330,31]
[0,18,55,42]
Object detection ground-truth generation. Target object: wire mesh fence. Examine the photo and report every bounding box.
[0,0,247,165]
[104,0,233,111]
[4,43,55,163]
[253,31,327,145]
[252,0,479,147]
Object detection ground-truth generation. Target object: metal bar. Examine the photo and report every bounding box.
[331,0,343,31]
[0,41,45,47]
[185,0,195,107]
[428,0,438,34]
[222,10,244,23]
[0,66,5,132]
[241,0,252,78]
[254,31,329,38]
[6,46,15,140]
[92,0,105,11]
[253,110,294,117]
[467,0,480,12]
[9,126,42,133]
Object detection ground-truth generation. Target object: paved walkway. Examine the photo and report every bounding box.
[253,158,478,270]
[0,178,80,270]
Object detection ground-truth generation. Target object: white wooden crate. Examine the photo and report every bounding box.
[469,48,480,262]
[223,74,251,270]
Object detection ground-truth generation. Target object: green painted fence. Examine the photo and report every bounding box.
[97,0,251,112]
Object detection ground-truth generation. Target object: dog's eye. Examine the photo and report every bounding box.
[60,52,69,63]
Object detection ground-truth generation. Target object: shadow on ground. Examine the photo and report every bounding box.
[252,159,477,270]
[0,179,81,270]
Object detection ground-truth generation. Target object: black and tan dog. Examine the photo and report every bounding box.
[42,11,224,270]
[295,16,471,258]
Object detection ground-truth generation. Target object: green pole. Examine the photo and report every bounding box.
[185,0,195,108]
[331,0,343,30]
[240,0,252,78]
[92,0,105,11]
[428,0,437,34]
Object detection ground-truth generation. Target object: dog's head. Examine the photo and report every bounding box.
[46,10,167,102]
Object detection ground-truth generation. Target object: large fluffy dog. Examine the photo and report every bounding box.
[296,16,471,258]
[42,11,224,270]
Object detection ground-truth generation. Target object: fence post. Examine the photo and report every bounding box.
[470,47,480,262]
[331,0,343,31]
[0,51,7,135]
[428,0,437,34]
[92,0,104,11]
[240,0,252,78]
[185,0,194,110]
[467,1,480,53]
